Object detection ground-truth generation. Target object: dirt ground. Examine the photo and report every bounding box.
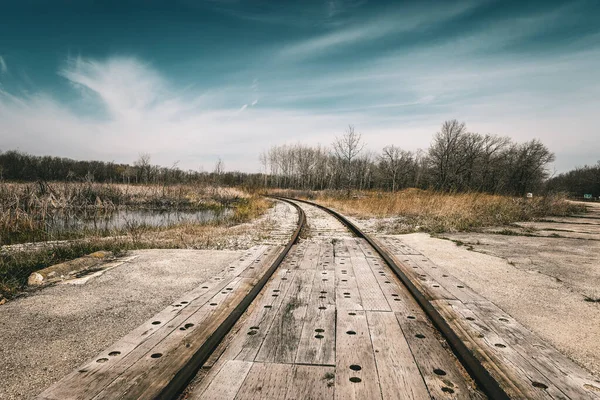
[380,201,600,378]
[0,201,298,400]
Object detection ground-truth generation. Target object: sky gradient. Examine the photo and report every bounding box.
[1,0,599,173]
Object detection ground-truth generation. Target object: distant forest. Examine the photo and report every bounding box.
[0,120,597,197]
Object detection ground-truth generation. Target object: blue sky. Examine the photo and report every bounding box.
[0,0,599,173]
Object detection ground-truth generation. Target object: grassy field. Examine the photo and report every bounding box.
[0,182,272,299]
[271,188,584,233]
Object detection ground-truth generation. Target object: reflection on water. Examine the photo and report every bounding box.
[46,208,231,235]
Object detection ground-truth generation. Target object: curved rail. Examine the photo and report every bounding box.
[158,198,306,399]
[286,197,510,400]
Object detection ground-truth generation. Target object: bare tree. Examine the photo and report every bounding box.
[332,125,365,195]
[379,145,414,191]
[134,153,152,183]
[214,157,225,175]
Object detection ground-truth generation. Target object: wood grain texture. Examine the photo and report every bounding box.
[335,310,382,400]
[366,311,430,399]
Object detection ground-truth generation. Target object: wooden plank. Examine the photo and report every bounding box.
[91,276,253,399]
[396,312,485,399]
[235,362,294,400]
[433,300,559,399]
[295,281,336,365]
[366,311,430,399]
[285,365,335,400]
[40,246,274,399]
[189,360,253,400]
[349,239,391,311]
[334,240,363,311]
[224,269,298,362]
[297,242,321,270]
[360,246,420,315]
[469,301,600,399]
[75,247,281,399]
[256,270,314,363]
[335,310,382,400]
[318,241,335,271]
[402,254,480,303]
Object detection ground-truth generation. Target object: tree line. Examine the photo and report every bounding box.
[547,162,600,198]
[1,119,587,197]
[260,120,556,195]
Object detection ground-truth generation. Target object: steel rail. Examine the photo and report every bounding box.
[157,198,306,399]
[287,197,510,400]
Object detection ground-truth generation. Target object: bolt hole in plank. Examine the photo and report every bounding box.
[264,305,272,309]
[319,306,327,310]
[181,301,189,304]
[349,377,362,383]
[210,303,217,306]
[495,343,506,348]
[433,368,446,376]
[108,351,120,356]
[151,321,161,325]
[150,353,162,359]
[407,315,416,320]
[499,318,509,322]
[346,330,356,335]
[466,317,475,321]
[348,312,356,316]
[315,328,325,333]
[415,334,426,339]
[349,365,362,371]
[442,387,455,393]
[315,335,324,339]
[248,331,258,336]
[532,382,549,389]
[96,358,108,363]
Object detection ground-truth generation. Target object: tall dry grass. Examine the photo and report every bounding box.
[0,191,272,299]
[271,188,584,233]
[0,182,252,245]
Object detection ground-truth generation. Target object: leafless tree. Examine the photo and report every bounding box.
[332,125,365,195]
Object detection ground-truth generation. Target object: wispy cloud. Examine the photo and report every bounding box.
[278,2,479,59]
[0,56,7,74]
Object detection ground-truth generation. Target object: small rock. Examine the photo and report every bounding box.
[0,297,6,305]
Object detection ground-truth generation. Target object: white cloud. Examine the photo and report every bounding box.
[0,56,7,74]
[251,99,258,106]
[239,104,248,111]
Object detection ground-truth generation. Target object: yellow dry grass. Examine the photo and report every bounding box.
[271,188,583,233]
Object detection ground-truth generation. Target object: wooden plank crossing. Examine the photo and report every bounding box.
[188,237,483,399]
[38,245,283,400]
[376,237,600,399]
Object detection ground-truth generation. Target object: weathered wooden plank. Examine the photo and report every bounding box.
[360,247,420,314]
[297,242,321,270]
[469,301,600,399]
[91,276,253,399]
[349,239,391,311]
[285,365,335,400]
[335,310,382,400]
[223,269,298,362]
[396,312,485,399]
[434,300,559,399]
[39,246,274,399]
[334,240,363,311]
[402,254,480,303]
[366,311,430,399]
[318,241,335,271]
[295,283,336,365]
[189,360,253,400]
[235,362,294,400]
[256,270,314,363]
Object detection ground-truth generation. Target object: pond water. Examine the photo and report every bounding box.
[45,208,232,235]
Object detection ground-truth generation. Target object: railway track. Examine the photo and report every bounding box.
[39,198,600,400]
